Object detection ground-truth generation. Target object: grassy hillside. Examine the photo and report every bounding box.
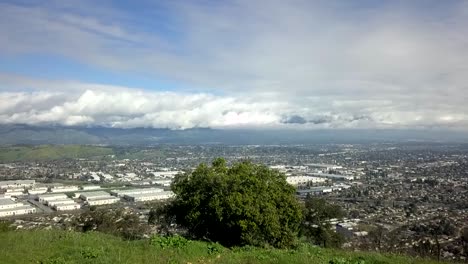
[0,145,113,162]
[0,230,443,264]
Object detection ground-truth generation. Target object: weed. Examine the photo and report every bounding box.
[150,234,190,249]
[36,257,68,264]
[80,247,100,259]
[207,243,224,255]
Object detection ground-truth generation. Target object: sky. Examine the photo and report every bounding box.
[1,0,467,130]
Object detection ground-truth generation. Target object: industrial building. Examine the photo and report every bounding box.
[28,187,48,195]
[0,198,19,210]
[86,197,120,206]
[46,198,76,207]
[4,188,25,197]
[78,191,112,201]
[306,163,343,171]
[37,193,68,204]
[0,198,36,217]
[286,176,326,186]
[124,191,174,202]
[0,180,35,189]
[151,179,172,187]
[50,185,79,193]
[308,173,354,181]
[53,203,81,211]
[80,185,101,191]
[110,188,164,197]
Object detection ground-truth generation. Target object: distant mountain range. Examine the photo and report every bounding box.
[0,124,466,145]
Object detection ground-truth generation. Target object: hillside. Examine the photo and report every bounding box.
[0,230,443,264]
[0,145,114,162]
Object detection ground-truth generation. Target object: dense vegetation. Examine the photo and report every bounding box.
[0,230,444,264]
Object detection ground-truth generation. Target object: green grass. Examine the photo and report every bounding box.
[0,145,113,162]
[0,230,444,264]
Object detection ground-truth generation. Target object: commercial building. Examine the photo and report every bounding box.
[86,197,120,206]
[0,180,35,189]
[124,191,174,202]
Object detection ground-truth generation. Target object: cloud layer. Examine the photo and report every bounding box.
[1,1,468,130]
[1,78,467,130]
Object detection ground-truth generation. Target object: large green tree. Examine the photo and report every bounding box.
[169,158,302,248]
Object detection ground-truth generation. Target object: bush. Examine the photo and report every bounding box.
[170,158,302,248]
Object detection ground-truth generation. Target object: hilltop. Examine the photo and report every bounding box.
[0,230,444,264]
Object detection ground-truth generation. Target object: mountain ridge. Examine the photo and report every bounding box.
[0,124,467,145]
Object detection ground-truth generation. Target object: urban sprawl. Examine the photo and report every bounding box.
[0,143,467,261]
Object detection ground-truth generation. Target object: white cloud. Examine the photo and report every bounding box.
[1,1,468,130]
[0,76,467,130]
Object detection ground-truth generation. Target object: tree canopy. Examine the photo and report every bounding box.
[169,158,302,248]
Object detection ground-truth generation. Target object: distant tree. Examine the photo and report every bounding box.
[413,239,433,257]
[460,227,468,262]
[168,158,302,248]
[148,201,175,235]
[301,196,346,248]
[367,225,386,251]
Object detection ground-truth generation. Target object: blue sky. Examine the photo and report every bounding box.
[1,0,467,130]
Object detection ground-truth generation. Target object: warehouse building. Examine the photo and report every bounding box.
[53,203,81,211]
[0,198,19,210]
[78,191,112,201]
[0,198,36,217]
[110,188,164,197]
[47,198,76,207]
[4,188,25,197]
[124,191,175,202]
[50,185,79,193]
[80,185,101,191]
[37,193,67,204]
[86,197,120,206]
[308,173,354,181]
[0,180,35,189]
[28,187,48,195]
[286,176,326,186]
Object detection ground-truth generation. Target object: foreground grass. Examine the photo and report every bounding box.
[0,230,444,264]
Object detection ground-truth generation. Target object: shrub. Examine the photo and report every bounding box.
[170,158,302,248]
